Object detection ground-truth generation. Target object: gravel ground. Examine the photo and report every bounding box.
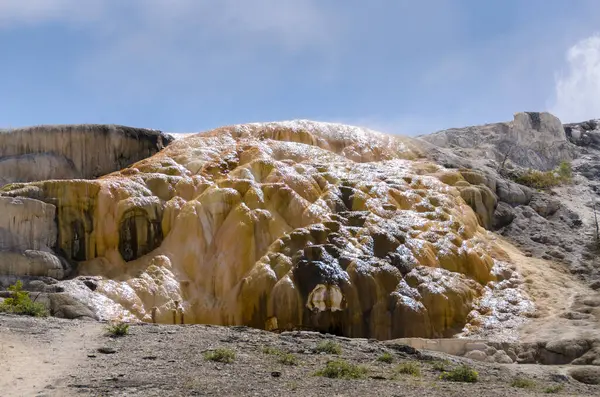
[1,314,599,396]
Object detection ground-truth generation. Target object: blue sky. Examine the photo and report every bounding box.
[1,0,600,135]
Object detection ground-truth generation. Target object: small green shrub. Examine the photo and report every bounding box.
[106,322,130,337]
[395,361,421,376]
[440,365,478,383]
[558,161,573,180]
[315,340,342,355]
[514,161,573,189]
[0,281,48,317]
[262,346,283,355]
[515,170,561,188]
[544,384,564,393]
[204,348,236,363]
[278,353,299,366]
[377,352,394,364]
[511,377,536,389]
[315,359,367,379]
[431,359,451,372]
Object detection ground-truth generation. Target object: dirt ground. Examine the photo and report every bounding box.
[1,314,599,397]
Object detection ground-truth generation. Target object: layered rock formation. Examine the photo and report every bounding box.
[0,120,529,339]
[0,124,173,185]
[0,125,174,297]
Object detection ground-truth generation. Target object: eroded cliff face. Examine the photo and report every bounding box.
[0,121,531,338]
[0,124,173,185]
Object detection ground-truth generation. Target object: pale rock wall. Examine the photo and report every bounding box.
[0,120,530,338]
[0,196,68,279]
[0,196,57,251]
[0,124,173,185]
[421,112,577,171]
[0,251,66,279]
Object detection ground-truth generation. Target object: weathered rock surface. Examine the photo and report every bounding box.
[5,112,600,346]
[0,196,57,251]
[568,366,600,385]
[422,112,576,171]
[0,124,173,185]
[419,112,600,285]
[0,120,531,339]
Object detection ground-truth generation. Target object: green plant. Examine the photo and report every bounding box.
[106,322,130,337]
[440,365,478,383]
[315,340,342,355]
[262,346,283,355]
[544,384,564,393]
[395,361,421,376]
[511,377,536,389]
[204,348,236,363]
[557,161,573,180]
[432,359,451,372]
[278,353,299,366]
[0,281,48,317]
[315,359,367,379]
[514,161,573,189]
[377,352,394,364]
[515,170,561,188]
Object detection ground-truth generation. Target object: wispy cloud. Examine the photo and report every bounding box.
[551,34,600,122]
[0,0,105,26]
[63,1,340,100]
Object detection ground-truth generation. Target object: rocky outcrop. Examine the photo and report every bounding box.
[0,196,70,279]
[0,120,530,339]
[0,124,173,185]
[0,196,57,252]
[565,119,600,149]
[418,112,600,283]
[421,112,576,171]
[395,336,600,366]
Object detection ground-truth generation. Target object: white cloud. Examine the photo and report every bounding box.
[11,0,341,98]
[0,0,105,26]
[551,34,600,122]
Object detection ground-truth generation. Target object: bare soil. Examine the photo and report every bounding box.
[1,314,599,397]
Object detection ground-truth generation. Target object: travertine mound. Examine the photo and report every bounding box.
[0,121,529,338]
[0,124,173,185]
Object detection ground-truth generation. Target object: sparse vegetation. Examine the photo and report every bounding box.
[278,353,299,366]
[262,346,283,355]
[395,361,421,377]
[431,359,451,372]
[315,359,367,379]
[440,365,479,383]
[106,322,130,337]
[511,377,536,389]
[0,281,48,317]
[377,352,394,364]
[204,348,236,363]
[544,384,564,393]
[262,345,298,365]
[557,160,573,179]
[514,161,573,189]
[315,340,342,355]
